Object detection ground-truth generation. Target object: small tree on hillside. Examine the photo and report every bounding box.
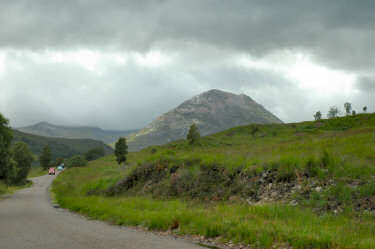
[0,113,13,184]
[344,102,352,116]
[363,106,367,113]
[314,111,322,121]
[12,142,34,185]
[327,106,340,119]
[40,145,52,170]
[250,124,260,138]
[114,138,128,166]
[187,124,200,145]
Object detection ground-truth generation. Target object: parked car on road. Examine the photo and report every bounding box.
[48,168,56,175]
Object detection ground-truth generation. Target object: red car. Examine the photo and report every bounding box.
[48,168,56,175]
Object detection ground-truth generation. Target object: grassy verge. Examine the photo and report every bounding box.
[53,155,375,248]
[28,166,47,178]
[0,180,33,198]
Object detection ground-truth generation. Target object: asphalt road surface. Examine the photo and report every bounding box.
[0,174,204,249]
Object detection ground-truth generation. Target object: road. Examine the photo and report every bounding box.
[0,174,203,249]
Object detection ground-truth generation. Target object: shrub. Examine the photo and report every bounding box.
[12,142,34,185]
[187,124,201,145]
[67,155,87,168]
[85,147,105,161]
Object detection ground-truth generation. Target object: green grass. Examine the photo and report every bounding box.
[0,180,33,197]
[53,158,375,248]
[28,166,47,178]
[53,113,375,248]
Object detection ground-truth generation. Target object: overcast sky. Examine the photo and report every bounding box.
[1,0,374,130]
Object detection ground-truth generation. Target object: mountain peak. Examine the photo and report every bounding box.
[127,89,283,151]
[34,121,52,126]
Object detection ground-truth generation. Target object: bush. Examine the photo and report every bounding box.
[67,155,87,168]
[85,147,105,161]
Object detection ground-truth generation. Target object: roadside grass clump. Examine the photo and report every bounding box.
[0,181,7,195]
[0,180,33,197]
[358,182,375,198]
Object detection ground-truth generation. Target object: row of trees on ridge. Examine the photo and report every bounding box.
[314,103,368,120]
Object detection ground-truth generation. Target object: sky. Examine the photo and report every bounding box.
[0,0,374,130]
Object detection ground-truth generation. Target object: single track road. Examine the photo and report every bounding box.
[0,174,204,249]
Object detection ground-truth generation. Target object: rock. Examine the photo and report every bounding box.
[295,185,302,191]
[290,200,298,206]
[315,186,322,192]
[271,191,278,198]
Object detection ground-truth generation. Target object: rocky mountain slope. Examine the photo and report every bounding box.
[15,122,137,144]
[12,129,113,161]
[126,89,282,151]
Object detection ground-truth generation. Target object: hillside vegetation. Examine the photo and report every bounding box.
[13,130,113,161]
[16,122,137,144]
[53,113,375,248]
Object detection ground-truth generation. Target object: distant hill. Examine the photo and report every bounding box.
[12,129,114,161]
[126,89,282,151]
[15,122,137,144]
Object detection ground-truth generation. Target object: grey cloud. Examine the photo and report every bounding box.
[0,0,374,74]
[0,51,295,129]
[1,52,374,129]
[356,76,375,92]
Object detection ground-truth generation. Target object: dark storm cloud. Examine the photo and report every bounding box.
[1,0,374,73]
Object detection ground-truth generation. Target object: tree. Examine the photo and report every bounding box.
[114,138,128,166]
[352,110,356,116]
[39,145,52,170]
[0,113,13,184]
[250,124,260,138]
[344,102,352,116]
[363,106,367,113]
[67,155,87,168]
[327,106,340,119]
[187,124,201,145]
[55,157,64,166]
[85,147,105,161]
[12,142,34,185]
[314,111,322,121]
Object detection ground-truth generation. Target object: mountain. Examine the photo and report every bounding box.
[126,89,283,151]
[12,129,113,161]
[15,122,137,144]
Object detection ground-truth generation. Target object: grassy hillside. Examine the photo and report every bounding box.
[13,130,113,161]
[53,113,375,248]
